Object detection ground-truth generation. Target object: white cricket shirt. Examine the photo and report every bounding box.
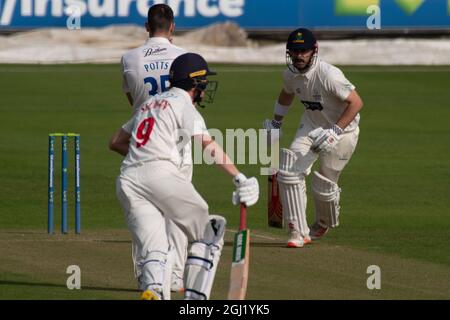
[120,87,209,172]
[121,37,186,113]
[283,57,360,132]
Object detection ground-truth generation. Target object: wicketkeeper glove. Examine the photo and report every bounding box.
[308,125,343,153]
[232,173,259,207]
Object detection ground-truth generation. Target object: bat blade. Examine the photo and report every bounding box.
[227,228,250,300]
[268,173,284,228]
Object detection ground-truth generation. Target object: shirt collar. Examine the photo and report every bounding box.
[295,56,320,80]
[169,87,194,106]
[145,37,171,46]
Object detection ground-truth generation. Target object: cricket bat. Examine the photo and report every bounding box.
[268,173,284,228]
[227,203,250,300]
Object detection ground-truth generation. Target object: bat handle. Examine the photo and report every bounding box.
[240,203,247,230]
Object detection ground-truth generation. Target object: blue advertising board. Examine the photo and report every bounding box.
[0,0,449,30]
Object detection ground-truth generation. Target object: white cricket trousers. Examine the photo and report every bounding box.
[281,119,359,235]
[290,120,360,182]
[116,160,209,280]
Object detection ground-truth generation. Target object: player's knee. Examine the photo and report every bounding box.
[312,171,341,228]
[290,135,313,155]
[193,199,209,228]
[312,171,340,200]
[319,166,341,183]
[180,199,210,242]
[278,148,304,185]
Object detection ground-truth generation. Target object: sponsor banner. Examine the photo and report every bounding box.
[0,0,449,29]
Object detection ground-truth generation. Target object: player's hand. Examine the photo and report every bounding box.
[263,119,283,146]
[308,126,341,153]
[232,173,259,207]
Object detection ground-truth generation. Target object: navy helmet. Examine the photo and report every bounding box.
[286,28,317,52]
[169,53,218,107]
[170,53,216,84]
[286,28,318,73]
[169,52,218,108]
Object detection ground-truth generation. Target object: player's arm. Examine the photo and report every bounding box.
[109,128,131,156]
[193,134,259,207]
[309,87,363,153]
[271,69,296,124]
[335,90,363,130]
[121,56,134,107]
[274,89,295,122]
[125,92,134,106]
[263,89,294,134]
[194,134,239,177]
[324,68,363,133]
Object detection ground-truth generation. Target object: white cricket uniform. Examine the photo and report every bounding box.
[121,38,189,285]
[283,57,360,178]
[116,88,210,293]
[121,37,186,113]
[280,56,360,235]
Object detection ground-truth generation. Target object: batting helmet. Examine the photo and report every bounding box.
[170,53,218,107]
[286,28,318,73]
[286,28,317,52]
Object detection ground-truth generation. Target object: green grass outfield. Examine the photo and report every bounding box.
[0,64,449,299]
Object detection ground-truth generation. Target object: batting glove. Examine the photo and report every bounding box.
[232,173,259,207]
[308,125,342,153]
[263,119,283,146]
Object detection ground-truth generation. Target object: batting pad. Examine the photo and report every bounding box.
[184,215,226,300]
[279,148,297,173]
[139,251,167,298]
[312,171,341,228]
[277,149,309,237]
[278,148,302,185]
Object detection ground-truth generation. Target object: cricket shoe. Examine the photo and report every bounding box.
[286,230,312,248]
[140,289,162,300]
[309,222,329,240]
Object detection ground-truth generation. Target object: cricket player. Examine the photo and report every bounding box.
[109,53,260,300]
[121,4,186,112]
[264,28,363,248]
[119,4,188,292]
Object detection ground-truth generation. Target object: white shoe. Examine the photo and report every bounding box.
[286,230,312,248]
[309,222,329,240]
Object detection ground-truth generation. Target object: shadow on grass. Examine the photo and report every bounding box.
[93,240,131,243]
[0,231,49,235]
[0,280,137,293]
[224,240,284,248]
